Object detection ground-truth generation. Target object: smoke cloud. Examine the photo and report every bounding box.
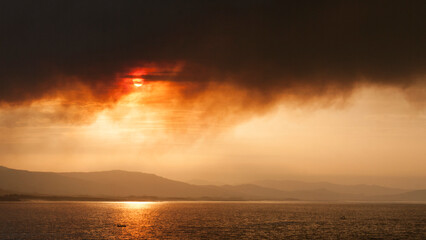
[0,0,425,121]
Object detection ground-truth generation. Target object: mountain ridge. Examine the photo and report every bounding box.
[0,166,424,201]
[252,179,407,196]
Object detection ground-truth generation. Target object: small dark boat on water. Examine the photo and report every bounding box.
[340,216,346,220]
[116,224,127,227]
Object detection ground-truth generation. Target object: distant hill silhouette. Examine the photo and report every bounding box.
[60,170,235,198]
[373,190,426,202]
[226,184,366,201]
[0,188,12,196]
[252,180,407,196]
[0,166,101,196]
[0,166,235,198]
[0,166,424,201]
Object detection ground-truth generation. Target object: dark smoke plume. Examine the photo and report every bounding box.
[0,0,425,108]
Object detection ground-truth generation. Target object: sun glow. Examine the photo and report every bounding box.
[132,78,143,87]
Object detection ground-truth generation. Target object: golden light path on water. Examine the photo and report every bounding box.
[47,201,423,239]
[104,201,160,238]
[116,201,157,208]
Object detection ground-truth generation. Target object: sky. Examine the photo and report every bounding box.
[0,1,425,188]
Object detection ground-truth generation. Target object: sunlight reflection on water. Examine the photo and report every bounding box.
[0,202,425,239]
[114,201,157,208]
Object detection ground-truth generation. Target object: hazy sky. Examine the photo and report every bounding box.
[0,1,425,188]
[1,83,425,188]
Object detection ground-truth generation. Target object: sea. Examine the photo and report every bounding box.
[0,201,425,239]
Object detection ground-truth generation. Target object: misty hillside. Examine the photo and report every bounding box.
[0,188,13,196]
[0,166,104,196]
[374,190,426,202]
[0,166,424,201]
[221,184,362,201]
[226,184,371,201]
[0,166,235,198]
[59,170,235,198]
[253,180,407,196]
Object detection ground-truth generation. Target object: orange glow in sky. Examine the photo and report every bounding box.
[132,78,143,87]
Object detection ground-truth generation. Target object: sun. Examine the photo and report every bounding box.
[132,78,143,87]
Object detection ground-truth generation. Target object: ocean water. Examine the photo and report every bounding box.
[0,201,425,239]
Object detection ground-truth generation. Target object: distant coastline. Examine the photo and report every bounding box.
[2,194,426,204]
[1,166,425,202]
[0,194,300,202]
